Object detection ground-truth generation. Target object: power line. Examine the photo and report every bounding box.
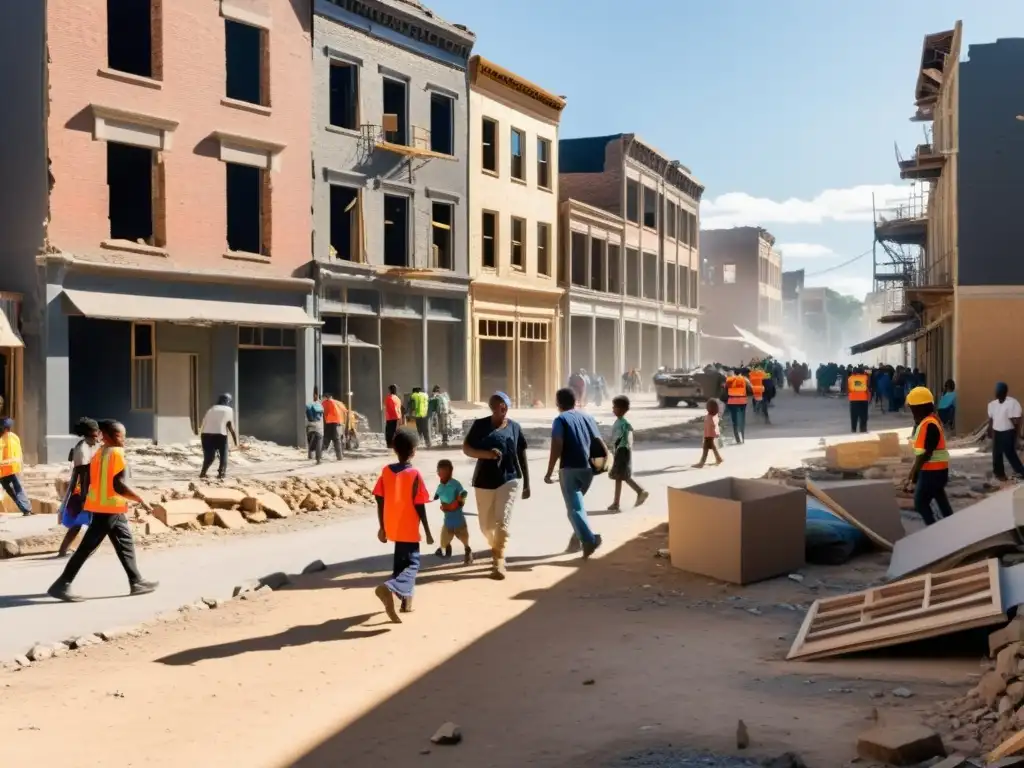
[803,247,873,277]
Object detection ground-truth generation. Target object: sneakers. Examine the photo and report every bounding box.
[130,579,159,596]
[636,490,650,507]
[582,534,603,560]
[47,581,84,603]
[374,584,402,623]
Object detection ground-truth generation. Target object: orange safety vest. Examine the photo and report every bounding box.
[0,432,22,478]
[322,398,344,425]
[848,374,870,402]
[83,446,130,514]
[373,464,430,543]
[912,415,949,471]
[749,370,765,400]
[726,376,748,406]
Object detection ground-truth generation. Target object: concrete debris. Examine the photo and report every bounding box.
[13,655,30,668]
[856,723,946,765]
[69,635,101,649]
[27,644,55,662]
[430,722,462,745]
[232,580,260,597]
[97,626,138,642]
[201,596,227,609]
[892,687,915,698]
[992,619,1024,658]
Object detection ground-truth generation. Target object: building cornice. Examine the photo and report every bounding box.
[469,56,565,113]
[319,0,474,62]
[623,134,704,202]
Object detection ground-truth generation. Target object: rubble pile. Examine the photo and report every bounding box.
[928,619,1024,755]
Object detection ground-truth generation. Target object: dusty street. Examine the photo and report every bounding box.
[0,392,968,768]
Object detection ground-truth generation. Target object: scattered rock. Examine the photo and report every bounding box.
[430,722,462,745]
[13,655,30,668]
[979,671,1009,707]
[857,724,946,765]
[869,690,885,699]
[787,573,804,583]
[232,580,260,597]
[194,487,247,508]
[155,611,181,623]
[97,626,137,642]
[997,643,1024,678]
[582,679,595,686]
[655,549,670,559]
[736,719,750,749]
[202,596,227,609]
[242,510,268,524]
[213,508,247,530]
[260,571,291,590]
[140,514,170,536]
[0,539,21,559]
[27,644,53,662]
[892,687,915,698]
[69,635,100,650]
[990,619,1024,657]
[302,559,327,574]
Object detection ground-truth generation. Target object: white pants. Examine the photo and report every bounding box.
[474,479,520,560]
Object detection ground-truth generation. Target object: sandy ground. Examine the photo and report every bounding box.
[0,524,982,768]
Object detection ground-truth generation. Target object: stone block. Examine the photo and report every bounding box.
[825,439,882,471]
[140,514,169,536]
[152,498,211,528]
[195,487,247,508]
[856,724,946,765]
[997,642,1024,678]
[242,493,292,519]
[992,619,1024,657]
[213,509,247,530]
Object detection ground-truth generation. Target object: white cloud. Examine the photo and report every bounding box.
[702,184,910,229]
[805,274,874,301]
[777,243,835,259]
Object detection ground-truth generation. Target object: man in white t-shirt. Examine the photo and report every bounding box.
[199,394,239,479]
[987,382,1024,481]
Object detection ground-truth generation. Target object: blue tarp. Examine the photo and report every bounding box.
[805,498,869,565]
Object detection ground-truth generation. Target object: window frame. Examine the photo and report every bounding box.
[430,201,454,270]
[482,210,498,270]
[130,321,155,412]
[510,216,526,270]
[429,91,454,156]
[536,221,551,277]
[328,60,360,132]
[224,19,268,108]
[510,127,526,182]
[625,179,640,224]
[481,117,499,176]
[536,137,551,190]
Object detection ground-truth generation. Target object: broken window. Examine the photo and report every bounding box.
[329,62,359,131]
[511,128,525,181]
[666,201,677,239]
[642,252,657,298]
[107,0,159,79]
[226,162,267,255]
[482,211,497,269]
[570,231,587,286]
[225,19,266,106]
[625,248,640,297]
[383,194,409,266]
[608,244,621,294]
[642,186,657,229]
[482,118,498,173]
[107,142,162,245]
[131,321,155,411]
[431,202,453,269]
[329,185,360,261]
[590,238,605,292]
[537,222,551,276]
[382,77,408,145]
[625,180,639,223]
[511,217,525,269]
[429,93,454,155]
[537,138,551,189]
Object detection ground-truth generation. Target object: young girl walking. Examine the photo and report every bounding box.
[694,399,725,468]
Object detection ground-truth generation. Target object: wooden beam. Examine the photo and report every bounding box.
[922,68,944,86]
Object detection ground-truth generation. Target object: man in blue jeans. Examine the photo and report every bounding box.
[545,387,607,559]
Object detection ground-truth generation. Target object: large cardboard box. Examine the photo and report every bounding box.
[668,478,805,585]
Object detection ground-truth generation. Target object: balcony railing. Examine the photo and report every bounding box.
[909,249,954,290]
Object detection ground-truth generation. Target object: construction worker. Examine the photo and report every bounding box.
[0,418,31,516]
[321,392,347,460]
[749,367,765,416]
[724,369,751,444]
[847,366,871,433]
[903,386,954,526]
[409,386,431,447]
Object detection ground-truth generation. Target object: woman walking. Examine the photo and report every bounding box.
[47,420,159,602]
[56,417,101,558]
[462,392,530,580]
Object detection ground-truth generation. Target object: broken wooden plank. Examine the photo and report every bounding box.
[806,479,894,551]
[787,559,1004,660]
[988,728,1024,763]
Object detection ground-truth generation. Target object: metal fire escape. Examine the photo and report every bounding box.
[872,180,928,323]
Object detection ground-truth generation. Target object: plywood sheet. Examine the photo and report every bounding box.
[813,479,907,545]
[887,488,1024,580]
[806,480,893,551]
[787,559,1005,660]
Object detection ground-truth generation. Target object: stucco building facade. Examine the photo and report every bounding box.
[311,0,474,428]
[467,56,564,406]
[0,0,316,462]
[558,135,702,385]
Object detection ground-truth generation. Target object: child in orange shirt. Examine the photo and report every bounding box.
[373,427,434,623]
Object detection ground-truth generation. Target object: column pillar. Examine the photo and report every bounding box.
[590,315,597,376]
[43,277,70,463]
[421,294,429,392]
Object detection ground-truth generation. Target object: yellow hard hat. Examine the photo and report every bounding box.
[906,386,934,407]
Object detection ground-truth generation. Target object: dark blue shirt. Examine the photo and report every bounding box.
[552,410,599,470]
[465,417,527,489]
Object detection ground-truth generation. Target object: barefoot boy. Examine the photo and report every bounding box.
[434,458,472,564]
[373,427,434,623]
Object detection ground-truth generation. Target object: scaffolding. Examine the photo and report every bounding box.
[356,119,455,183]
[872,185,928,323]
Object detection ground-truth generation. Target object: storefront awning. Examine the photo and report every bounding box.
[849,317,920,355]
[0,310,23,348]
[732,325,785,358]
[62,290,318,327]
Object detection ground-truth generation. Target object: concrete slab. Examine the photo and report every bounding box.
[814,479,907,545]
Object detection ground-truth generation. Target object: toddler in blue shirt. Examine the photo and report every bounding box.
[434,459,472,564]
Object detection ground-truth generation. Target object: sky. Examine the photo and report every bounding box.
[426,0,1024,301]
